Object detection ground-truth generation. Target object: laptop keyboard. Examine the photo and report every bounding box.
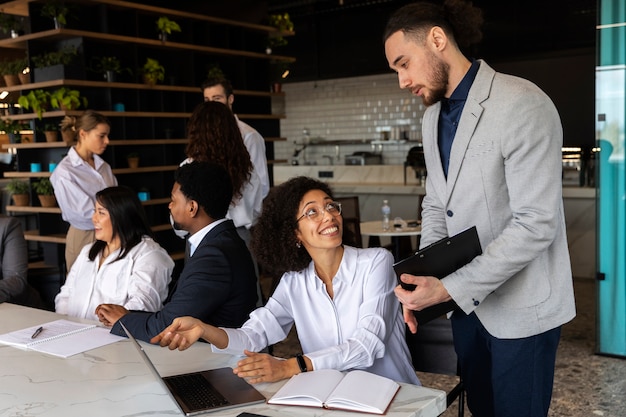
[166,373,230,410]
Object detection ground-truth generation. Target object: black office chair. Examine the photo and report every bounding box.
[406,316,465,417]
[335,196,362,248]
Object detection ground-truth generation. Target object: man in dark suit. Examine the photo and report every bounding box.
[96,162,259,342]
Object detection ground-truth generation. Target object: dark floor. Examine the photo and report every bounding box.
[262,276,626,417]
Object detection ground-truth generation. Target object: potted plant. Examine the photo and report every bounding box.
[5,179,29,206]
[32,177,57,207]
[0,12,22,38]
[126,152,140,169]
[31,45,81,82]
[50,87,87,110]
[40,0,69,29]
[156,16,181,42]
[17,89,51,119]
[205,64,225,80]
[0,57,26,86]
[141,58,164,85]
[0,118,25,143]
[90,55,131,82]
[266,13,294,54]
[41,122,59,142]
[59,115,75,143]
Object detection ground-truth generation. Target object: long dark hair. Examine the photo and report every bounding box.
[88,186,154,262]
[185,101,252,201]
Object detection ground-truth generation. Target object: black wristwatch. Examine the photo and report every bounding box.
[295,353,307,373]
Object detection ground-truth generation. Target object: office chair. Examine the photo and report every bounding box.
[335,196,362,248]
[406,316,465,417]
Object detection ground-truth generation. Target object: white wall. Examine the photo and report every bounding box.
[273,73,427,166]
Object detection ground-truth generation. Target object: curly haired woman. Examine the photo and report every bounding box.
[152,176,420,385]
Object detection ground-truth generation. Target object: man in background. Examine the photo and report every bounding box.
[384,1,576,416]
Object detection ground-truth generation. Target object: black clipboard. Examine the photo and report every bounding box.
[393,226,482,323]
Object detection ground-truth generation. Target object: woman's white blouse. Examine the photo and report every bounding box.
[217,246,420,384]
[54,237,174,320]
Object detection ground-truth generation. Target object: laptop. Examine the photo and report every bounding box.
[121,322,266,416]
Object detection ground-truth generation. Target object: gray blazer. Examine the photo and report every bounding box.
[0,215,28,304]
[420,60,576,339]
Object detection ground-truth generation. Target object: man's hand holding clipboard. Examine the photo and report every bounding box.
[393,226,482,331]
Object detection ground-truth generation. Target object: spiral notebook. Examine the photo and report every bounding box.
[0,319,123,358]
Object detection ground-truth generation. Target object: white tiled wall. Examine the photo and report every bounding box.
[273,73,427,166]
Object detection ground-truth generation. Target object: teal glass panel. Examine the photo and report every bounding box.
[596,0,626,356]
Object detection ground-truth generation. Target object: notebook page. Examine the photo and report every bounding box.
[0,319,95,348]
[29,326,124,358]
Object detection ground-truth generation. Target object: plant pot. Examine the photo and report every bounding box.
[17,72,30,84]
[272,82,282,93]
[10,29,19,38]
[34,64,85,83]
[159,32,168,43]
[127,157,140,169]
[53,17,65,29]
[44,131,59,142]
[3,74,20,86]
[104,70,116,82]
[61,130,75,144]
[12,194,29,206]
[143,75,157,86]
[38,194,57,207]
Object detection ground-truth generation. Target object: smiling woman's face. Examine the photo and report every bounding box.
[92,200,113,243]
[295,189,343,253]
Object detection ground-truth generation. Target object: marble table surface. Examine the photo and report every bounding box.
[0,303,446,417]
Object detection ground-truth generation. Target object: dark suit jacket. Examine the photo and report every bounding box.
[111,219,258,342]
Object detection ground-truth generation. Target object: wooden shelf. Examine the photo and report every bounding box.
[4,172,52,178]
[112,165,178,175]
[24,230,66,244]
[6,205,61,214]
[6,198,169,215]
[2,141,69,150]
[0,28,295,63]
[2,111,285,121]
[0,78,283,98]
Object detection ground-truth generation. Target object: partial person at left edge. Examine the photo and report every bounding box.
[0,215,44,308]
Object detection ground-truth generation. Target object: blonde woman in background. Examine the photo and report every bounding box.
[51,110,117,272]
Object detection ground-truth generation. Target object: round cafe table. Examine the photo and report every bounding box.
[360,220,421,261]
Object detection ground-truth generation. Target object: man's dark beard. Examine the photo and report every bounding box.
[422,51,450,106]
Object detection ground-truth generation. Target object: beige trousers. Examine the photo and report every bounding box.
[65,226,95,273]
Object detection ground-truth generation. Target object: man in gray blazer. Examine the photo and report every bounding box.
[384,1,576,416]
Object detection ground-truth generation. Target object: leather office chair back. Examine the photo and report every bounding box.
[335,196,362,248]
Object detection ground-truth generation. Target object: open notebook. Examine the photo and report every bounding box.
[121,322,266,416]
[0,319,122,358]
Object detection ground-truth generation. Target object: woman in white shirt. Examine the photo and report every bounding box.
[50,110,118,272]
[152,177,419,385]
[55,186,173,321]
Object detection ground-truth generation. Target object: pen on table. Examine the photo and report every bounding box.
[31,326,43,339]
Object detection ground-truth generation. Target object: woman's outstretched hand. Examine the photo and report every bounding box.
[150,316,204,350]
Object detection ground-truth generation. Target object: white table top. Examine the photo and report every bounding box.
[361,220,422,237]
[0,303,445,417]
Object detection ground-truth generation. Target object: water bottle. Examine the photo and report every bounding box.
[381,200,391,231]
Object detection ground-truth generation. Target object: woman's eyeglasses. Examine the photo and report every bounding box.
[296,201,342,223]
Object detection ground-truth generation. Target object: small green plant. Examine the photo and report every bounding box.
[5,179,29,195]
[40,1,69,27]
[0,57,27,76]
[206,64,225,80]
[50,87,87,110]
[32,178,54,195]
[18,89,51,119]
[31,45,77,68]
[141,58,164,85]
[266,13,294,50]
[0,12,22,34]
[43,122,58,131]
[156,16,181,35]
[0,118,25,141]
[90,55,131,75]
